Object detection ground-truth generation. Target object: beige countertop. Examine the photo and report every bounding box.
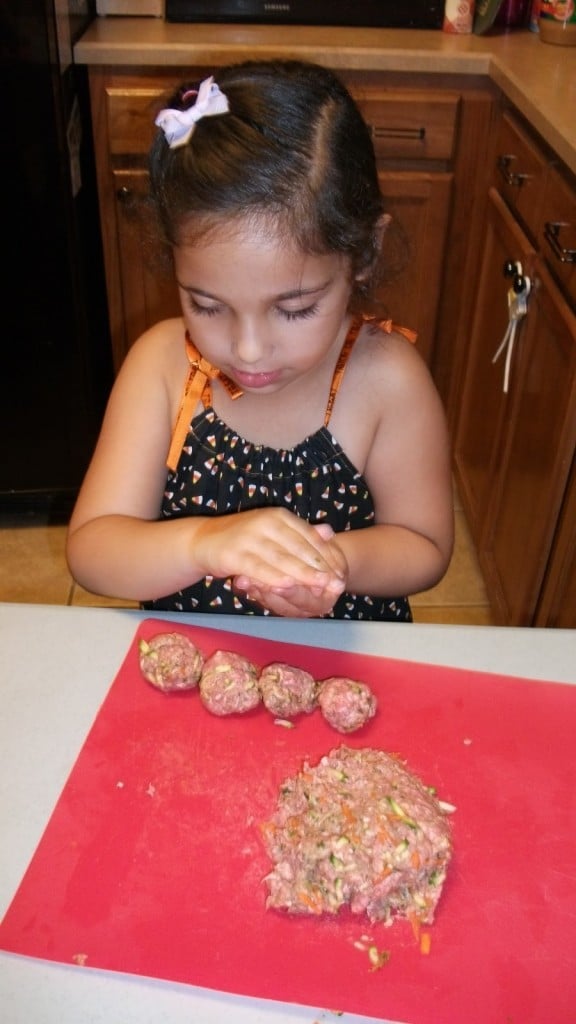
[74,20,576,174]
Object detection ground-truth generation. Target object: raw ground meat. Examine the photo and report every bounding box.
[199,649,261,716]
[317,676,377,732]
[261,745,453,926]
[138,632,204,692]
[259,662,318,718]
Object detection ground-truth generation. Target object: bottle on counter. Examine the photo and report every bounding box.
[494,0,530,25]
[443,0,475,32]
[529,0,542,29]
[539,0,576,43]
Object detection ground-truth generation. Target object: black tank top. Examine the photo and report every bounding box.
[144,315,414,620]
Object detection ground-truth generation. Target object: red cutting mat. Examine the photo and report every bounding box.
[2,620,576,1024]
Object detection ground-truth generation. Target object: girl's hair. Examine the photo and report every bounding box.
[149,60,389,305]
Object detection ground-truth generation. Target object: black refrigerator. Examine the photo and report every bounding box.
[0,0,113,516]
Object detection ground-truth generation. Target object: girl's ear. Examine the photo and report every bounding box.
[355,214,392,283]
[374,213,392,254]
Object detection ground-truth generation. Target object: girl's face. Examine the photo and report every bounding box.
[173,218,354,393]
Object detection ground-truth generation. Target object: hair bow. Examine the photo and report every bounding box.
[155,76,229,149]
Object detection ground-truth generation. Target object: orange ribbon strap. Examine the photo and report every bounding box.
[166,333,242,472]
[167,317,417,470]
[324,315,417,426]
[362,314,418,346]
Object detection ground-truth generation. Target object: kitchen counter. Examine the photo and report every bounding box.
[1,602,575,1023]
[74,20,576,173]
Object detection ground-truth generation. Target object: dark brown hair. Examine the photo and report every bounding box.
[149,60,390,304]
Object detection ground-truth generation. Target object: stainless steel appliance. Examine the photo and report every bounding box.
[165,0,444,28]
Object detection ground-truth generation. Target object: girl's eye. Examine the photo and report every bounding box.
[278,303,319,322]
[187,297,223,317]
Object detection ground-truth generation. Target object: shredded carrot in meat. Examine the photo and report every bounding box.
[420,931,432,955]
[286,815,302,831]
[341,803,356,824]
[407,911,422,942]
[298,890,324,914]
[411,850,421,869]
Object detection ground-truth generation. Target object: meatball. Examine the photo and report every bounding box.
[259,662,318,719]
[317,676,377,733]
[138,632,204,692]
[199,649,261,716]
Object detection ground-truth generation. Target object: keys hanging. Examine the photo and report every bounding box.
[493,261,531,394]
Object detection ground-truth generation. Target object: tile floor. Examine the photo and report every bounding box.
[0,486,493,624]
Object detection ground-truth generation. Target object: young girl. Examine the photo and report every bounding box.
[66,60,454,620]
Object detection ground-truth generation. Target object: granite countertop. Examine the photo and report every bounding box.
[74,20,576,174]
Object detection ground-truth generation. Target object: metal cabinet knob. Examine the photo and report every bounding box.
[544,221,576,264]
[497,154,531,187]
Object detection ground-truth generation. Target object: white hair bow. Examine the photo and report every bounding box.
[155,76,229,149]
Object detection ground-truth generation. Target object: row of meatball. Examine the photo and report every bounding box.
[138,631,377,734]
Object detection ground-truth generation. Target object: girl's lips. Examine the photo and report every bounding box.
[230,368,282,389]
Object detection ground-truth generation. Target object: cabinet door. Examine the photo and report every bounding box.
[376,171,453,364]
[454,188,536,542]
[113,169,180,366]
[535,457,576,628]
[483,254,576,625]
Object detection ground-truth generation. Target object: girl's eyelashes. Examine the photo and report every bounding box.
[186,295,320,322]
[187,297,223,317]
[279,303,319,322]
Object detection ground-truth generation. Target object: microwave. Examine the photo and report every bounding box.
[164,1,444,28]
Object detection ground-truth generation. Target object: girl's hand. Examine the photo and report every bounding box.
[194,507,346,593]
[233,523,348,617]
[233,576,345,618]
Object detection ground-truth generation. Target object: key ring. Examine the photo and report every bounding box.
[493,267,531,394]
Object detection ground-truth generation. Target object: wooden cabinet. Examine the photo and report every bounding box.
[113,169,178,345]
[454,109,576,626]
[89,72,183,367]
[87,67,493,379]
[352,84,459,365]
[535,458,576,628]
[375,170,452,364]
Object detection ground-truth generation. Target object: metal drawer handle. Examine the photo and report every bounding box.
[544,221,576,264]
[497,154,531,187]
[371,126,426,142]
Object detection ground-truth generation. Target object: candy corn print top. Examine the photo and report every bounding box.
[143,315,416,620]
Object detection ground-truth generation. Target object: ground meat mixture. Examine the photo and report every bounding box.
[261,746,452,927]
[138,632,204,692]
[199,649,261,716]
[259,663,318,719]
[317,677,377,733]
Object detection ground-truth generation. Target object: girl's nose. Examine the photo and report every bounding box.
[232,319,268,365]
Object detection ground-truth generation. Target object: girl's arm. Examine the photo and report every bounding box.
[336,332,454,597]
[66,323,345,602]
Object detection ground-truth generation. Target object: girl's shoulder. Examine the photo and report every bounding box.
[351,319,429,394]
[126,317,186,363]
[119,317,188,386]
[343,318,443,433]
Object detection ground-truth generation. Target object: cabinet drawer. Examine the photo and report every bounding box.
[493,112,548,242]
[106,82,460,162]
[357,90,459,162]
[541,164,576,308]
